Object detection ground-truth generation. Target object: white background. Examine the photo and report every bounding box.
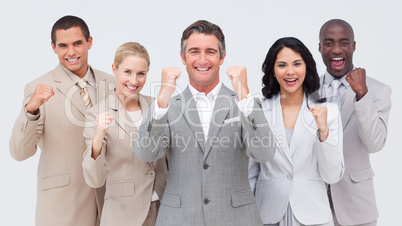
[1,0,401,225]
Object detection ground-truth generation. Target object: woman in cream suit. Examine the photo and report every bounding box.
[82,42,167,226]
[249,37,344,226]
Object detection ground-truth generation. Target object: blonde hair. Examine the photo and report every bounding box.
[114,42,150,69]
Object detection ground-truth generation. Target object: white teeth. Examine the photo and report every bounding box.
[332,58,343,61]
[285,78,297,82]
[126,85,137,90]
[197,68,209,71]
[67,58,78,62]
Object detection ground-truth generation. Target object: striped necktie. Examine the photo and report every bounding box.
[330,79,341,108]
[77,78,93,108]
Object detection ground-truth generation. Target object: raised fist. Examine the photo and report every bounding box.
[25,84,55,114]
[157,67,181,108]
[227,66,249,100]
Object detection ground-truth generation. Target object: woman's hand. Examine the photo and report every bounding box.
[310,106,328,142]
[92,112,114,159]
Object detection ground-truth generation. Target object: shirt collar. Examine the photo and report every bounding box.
[324,70,350,88]
[61,64,95,87]
[188,82,222,102]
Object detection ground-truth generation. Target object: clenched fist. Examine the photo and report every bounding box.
[227,66,249,100]
[92,112,114,159]
[25,84,55,114]
[157,67,181,108]
[345,67,368,101]
[310,106,328,142]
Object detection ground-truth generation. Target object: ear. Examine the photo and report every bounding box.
[180,51,186,65]
[352,41,356,52]
[318,42,321,52]
[87,36,93,50]
[219,53,226,65]
[112,63,117,76]
[51,41,57,54]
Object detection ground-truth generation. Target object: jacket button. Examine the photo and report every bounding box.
[147,122,152,132]
[287,174,293,180]
[148,171,155,178]
[203,163,209,170]
[252,119,257,130]
[204,198,210,205]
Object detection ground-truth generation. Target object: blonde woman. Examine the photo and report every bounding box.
[82,42,167,226]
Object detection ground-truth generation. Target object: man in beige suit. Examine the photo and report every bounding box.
[9,15,114,226]
[318,19,392,226]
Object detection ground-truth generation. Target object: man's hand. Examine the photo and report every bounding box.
[311,106,328,142]
[92,112,114,159]
[345,67,368,101]
[227,66,249,100]
[157,67,181,108]
[25,84,55,114]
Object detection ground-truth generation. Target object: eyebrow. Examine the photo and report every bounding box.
[323,38,350,42]
[187,47,218,53]
[57,40,83,47]
[276,59,303,64]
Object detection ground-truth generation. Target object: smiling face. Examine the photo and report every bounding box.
[51,26,92,78]
[274,47,306,97]
[181,33,225,93]
[113,55,148,100]
[319,22,355,78]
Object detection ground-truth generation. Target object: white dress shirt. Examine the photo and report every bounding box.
[153,82,253,140]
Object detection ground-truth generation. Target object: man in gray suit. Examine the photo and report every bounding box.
[318,19,392,226]
[134,20,275,225]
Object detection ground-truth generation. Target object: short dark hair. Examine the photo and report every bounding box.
[181,20,225,58]
[262,37,320,99]
[51,15,90,45]
[319,19,354,42]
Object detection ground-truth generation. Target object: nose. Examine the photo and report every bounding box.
[332,42,342,55]
[67,45,76,56]
[199,52,207,64]
[129,74,138,85]
[286,66,295,75]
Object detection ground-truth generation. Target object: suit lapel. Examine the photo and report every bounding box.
[204,85,235,160]
[268,95,293,165]
[341,88,355,129]
[53,64,87,116]
[320,73,354,130]
[175,87,206,152]
[289,96,315,156]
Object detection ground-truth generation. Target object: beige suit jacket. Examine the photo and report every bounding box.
[319,75,392,225]
[9,64,115,226]
[82,93,167,226]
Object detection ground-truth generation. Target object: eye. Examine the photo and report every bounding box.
[341,41,349,46]
[324,42,332,47]
[294,62,303,66]
[277,64,286,68]
[138,72,146,76]
[124,70,131,74]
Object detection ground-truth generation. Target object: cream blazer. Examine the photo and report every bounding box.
[83,92,168,226]
[249,94,344,225]
[9,64,115,226]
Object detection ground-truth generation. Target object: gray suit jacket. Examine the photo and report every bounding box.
[9,64,115,226]
[319,75,392,225]
[82,93,168,226]
[134,84,275,226]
